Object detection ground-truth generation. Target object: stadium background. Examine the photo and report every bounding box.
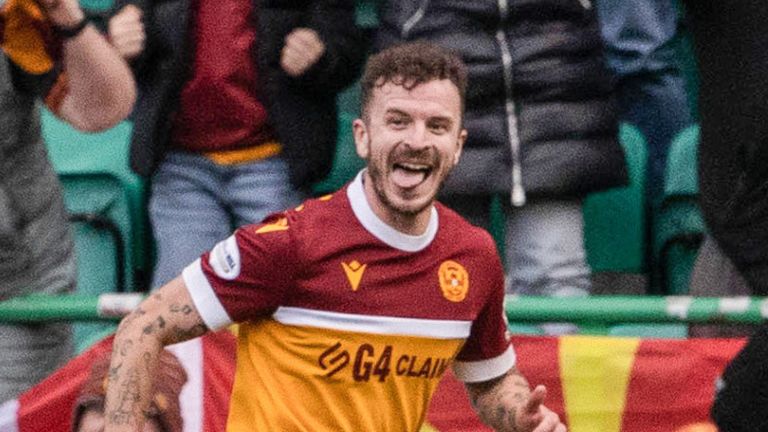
[9,0,738,430]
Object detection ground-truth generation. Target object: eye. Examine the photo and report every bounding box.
[387,115,410,129]
[428,120,450,134]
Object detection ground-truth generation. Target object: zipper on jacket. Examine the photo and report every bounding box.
[401,0,430,39]
[497,0,526,207]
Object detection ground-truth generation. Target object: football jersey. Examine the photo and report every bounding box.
[182,171,515,432]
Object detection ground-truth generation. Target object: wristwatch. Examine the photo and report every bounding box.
[52,15,89,40]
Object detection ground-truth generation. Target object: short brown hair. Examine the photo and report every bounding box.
[360,41,468,119]
[72,349,187,432]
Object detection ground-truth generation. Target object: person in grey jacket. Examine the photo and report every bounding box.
[0,0,135,401]
[376,0,627,299]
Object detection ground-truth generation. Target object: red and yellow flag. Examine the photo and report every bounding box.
[0,333,745,431]
[425,335,745,432]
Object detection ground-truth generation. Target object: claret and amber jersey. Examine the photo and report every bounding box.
[182,171,515,432]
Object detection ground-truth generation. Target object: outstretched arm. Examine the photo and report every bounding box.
[465,367,566,432]
[104,276,208,432]
[41,0,136,131]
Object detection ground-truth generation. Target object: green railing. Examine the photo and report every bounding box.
[0,294,764,325]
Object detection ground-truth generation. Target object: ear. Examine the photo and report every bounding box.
[453,128,468,166]
[352,118,370,160]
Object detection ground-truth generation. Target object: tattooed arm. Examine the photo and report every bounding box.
[104,276,208,431]
[465,367,566,432]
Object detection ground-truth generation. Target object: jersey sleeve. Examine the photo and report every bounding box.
[452,249,516,383]
[182,213,299,330]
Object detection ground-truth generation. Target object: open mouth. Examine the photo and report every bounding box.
[391,162,433,189]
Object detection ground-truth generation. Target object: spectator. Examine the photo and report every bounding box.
[677,0,768,428]
[0,0,135,401]
[376,0,627,300]
[595,1,696,295]
[103,42,565,432]
[72,349,186,432]
[595,0,694,208]
[107,0,366,289]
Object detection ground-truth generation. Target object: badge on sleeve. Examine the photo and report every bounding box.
[209,235,241,280]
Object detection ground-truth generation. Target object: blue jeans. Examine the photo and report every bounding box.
[596,0,694,206]
[149,152,304,288]
[442,195,591,297]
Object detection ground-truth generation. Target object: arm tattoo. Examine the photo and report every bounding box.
[466,368,532,432]
[118,339,134,357]
[108,367,141,426]
[169,323,208,342]
[140,316,167,341]
[170,303,193,315]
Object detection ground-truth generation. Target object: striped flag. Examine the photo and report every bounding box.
[0,333,744,431]
[426,335,745,432]
[0,331,237,432]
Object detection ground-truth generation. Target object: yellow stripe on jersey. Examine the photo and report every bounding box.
[226,319,466,432]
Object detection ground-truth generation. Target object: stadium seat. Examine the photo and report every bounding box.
[355,0,379,28]
[652,124,704,295]
[583,123,648,273]
[42,110,146,351]
[60,173,133,293]
[60,173,129,352]
[79,0,113,11]
[42,109,148,289]
[313,83,366,194]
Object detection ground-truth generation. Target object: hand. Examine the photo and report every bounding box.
[108,4,145,60]
[280,27,325,77]
[515,386,566,432]
[36,0,85,28]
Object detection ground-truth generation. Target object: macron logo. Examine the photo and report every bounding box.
[342,260,367,291]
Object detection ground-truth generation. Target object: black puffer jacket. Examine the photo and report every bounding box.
[377,0,627,203]
[119,0,366,190]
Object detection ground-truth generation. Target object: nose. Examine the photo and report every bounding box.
[404,122,430,151]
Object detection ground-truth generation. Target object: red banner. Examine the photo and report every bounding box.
[0,334,745,432]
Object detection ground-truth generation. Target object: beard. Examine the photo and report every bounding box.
[364,139,449,217]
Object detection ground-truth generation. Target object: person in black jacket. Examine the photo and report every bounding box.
[108,0,366,289]
[680,1,768,429]
[376,0,626,301]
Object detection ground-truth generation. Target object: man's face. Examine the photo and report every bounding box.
[77,409,163,432]
[353,79,466,227]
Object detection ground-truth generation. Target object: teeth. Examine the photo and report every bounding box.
[397,163,430,171]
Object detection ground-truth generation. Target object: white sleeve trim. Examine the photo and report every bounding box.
[452,345,517,383]
[182,258,233,331]
[0,399,19,432]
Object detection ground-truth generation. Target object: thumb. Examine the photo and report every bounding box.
[524,385,547,415]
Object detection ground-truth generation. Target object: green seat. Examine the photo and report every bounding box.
[355,0,379,28]
[313,84,366,194]
[60,173,131,353]
[42,110,146,351]
[664,125,699,197]
[583,123,648,273]
[42,110,149,287]
[312,112,365,194]
[652,124,704,295]
[60,173,133,293]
